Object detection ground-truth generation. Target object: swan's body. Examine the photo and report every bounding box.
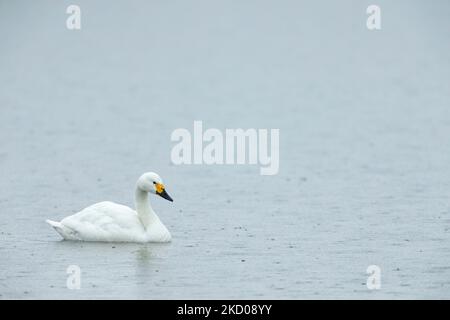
[47,172,173,243]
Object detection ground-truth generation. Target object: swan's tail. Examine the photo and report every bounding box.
[46,219,78,240]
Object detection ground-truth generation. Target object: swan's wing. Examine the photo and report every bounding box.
[60,201,146,242]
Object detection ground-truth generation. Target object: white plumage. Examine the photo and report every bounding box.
[46,172,173,243]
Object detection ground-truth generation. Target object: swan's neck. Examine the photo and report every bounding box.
[135,188,159,229]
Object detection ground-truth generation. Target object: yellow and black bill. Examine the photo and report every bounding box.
[155,183,173,202]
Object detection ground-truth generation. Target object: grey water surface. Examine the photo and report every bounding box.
[0,0,450,299]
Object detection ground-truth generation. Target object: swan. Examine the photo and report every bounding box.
[46,172,173,243]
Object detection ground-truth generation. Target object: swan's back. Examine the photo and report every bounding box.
[59,201,148,242]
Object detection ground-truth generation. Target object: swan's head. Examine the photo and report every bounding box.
[137,172,173,202]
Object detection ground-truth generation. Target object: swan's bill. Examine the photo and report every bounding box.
[158,189,173,202]
[155,183,173,202]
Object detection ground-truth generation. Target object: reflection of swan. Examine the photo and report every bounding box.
[46,172,173,243]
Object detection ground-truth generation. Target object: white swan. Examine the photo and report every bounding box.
[46,172,173,243]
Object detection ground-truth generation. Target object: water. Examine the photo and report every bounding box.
[1,0,449,299]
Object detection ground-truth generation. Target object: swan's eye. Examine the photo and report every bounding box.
[153,182,156,185]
